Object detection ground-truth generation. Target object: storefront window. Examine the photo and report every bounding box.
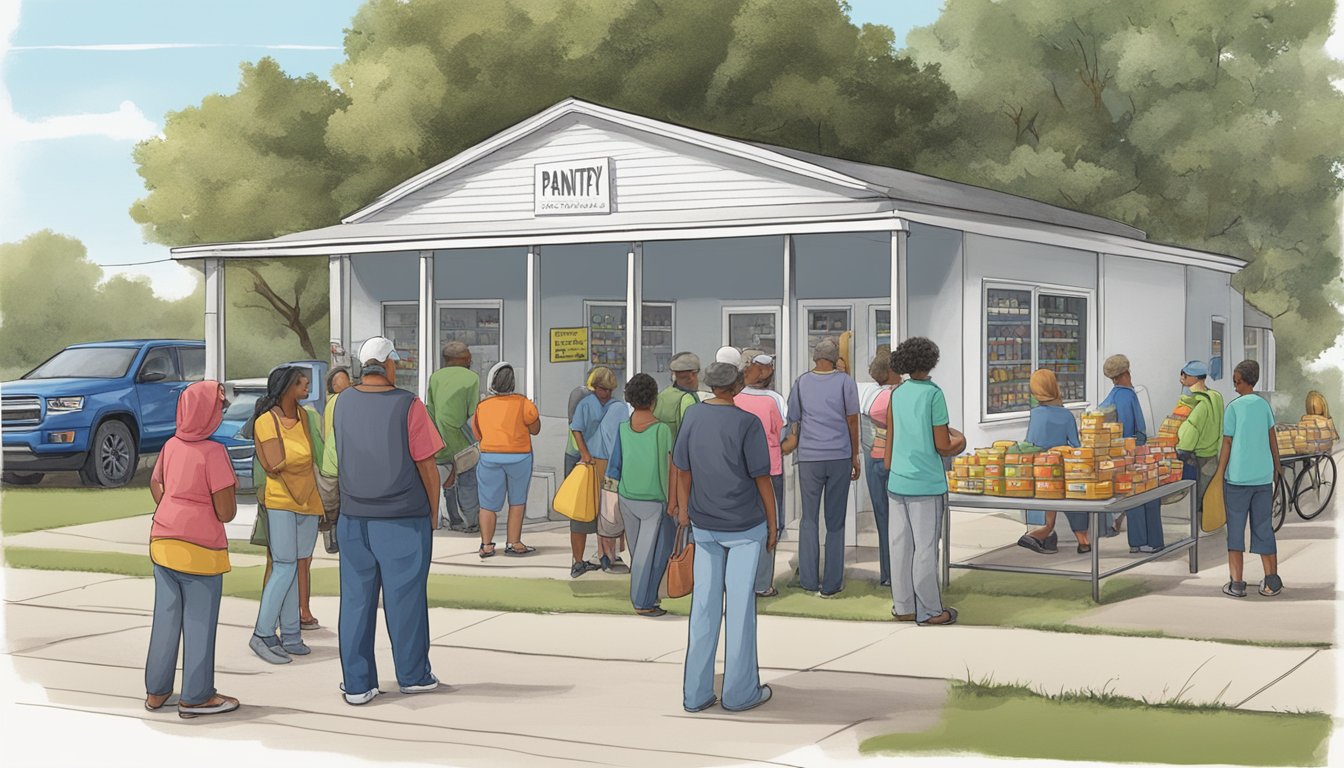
[726,310,778,357]
[873,308,892,352]
[984,284,1090,417]
[805,307,851,363]
[641,303,675,375]
[382,302,419,390]
[437,302,501,396]
[586,301,676,380]
[1211,318,1226,381]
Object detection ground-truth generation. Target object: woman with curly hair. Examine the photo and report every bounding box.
[885,337,964,626]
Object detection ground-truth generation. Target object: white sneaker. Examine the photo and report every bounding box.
[340,684,380,706]
[400,675,441,694]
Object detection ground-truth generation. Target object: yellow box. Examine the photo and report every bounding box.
[984,463,1004,477]
[984,478,1007,496]
[1003,464,1024,478]
[1064,448,1096,460]
[1109,446,1127,458]
[1066,480,1113,500]
[992,440,1018,451]
[969,465,985,478]
[1032,464,1062,479]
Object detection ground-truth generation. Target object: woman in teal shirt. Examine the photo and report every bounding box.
[607,374,675,616]
[884,337,965,626]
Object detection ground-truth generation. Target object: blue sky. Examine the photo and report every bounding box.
[0,0,943,300]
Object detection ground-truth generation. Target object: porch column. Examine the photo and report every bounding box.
[626,242,643,376]
[526,246,538,400]
[892,228,909,343]
[780,235,795,395]
[417,251,434,400]
[203,257,225,382]
[328,254,351,368]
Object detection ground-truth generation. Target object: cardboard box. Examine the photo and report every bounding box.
[1066,480,1113,500]
[984,463,1004,477]
[984,478,1007,496]
[1063,447,1097,459]
[1033,464,1063,479]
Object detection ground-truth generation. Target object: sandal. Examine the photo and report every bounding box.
[918,607,959,626]
[478,543,496,559]
[635,607,668,617]
[178,694,239,719]
[1223,580,1247,598]
[1259,574,1283,597]
[755,587,779,598]
[300,618,320,631]
[145,693,171,711]
[503,543,536,556]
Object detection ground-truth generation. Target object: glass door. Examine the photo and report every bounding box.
[725,307,780,357]
[437,301,502,396]
[1037,293,1087,403]
[801,305,852,365]
[381,302,420,390]
[586,301,628,383]
[641,303,675,376]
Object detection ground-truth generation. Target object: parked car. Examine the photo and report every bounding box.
[1,340,205,487]
[208,361,330,494]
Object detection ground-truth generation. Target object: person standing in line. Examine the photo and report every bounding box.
[249,366,323,664]
[1016,369,1087,554]
[144,380,241,718]
[655,352,702,549]
[676,362,777,713]
[1175,360,1225,524]
[737,348,792,543]
[322,337,444,705]
[1100,355,1164,554]
[472,362,541,558]
[594,383,634,571]
[885,337,963,626]
[569,366,620,577]
[427,341,482,534]
[734,350,788,597]
[316,366,350,559]
[1218,361,1284,598]
[563,368,599,479]
[606,373,675,616]
[787,337,860,597]
[859,347,900,586]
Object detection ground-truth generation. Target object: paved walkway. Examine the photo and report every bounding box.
[1,564,1334,767]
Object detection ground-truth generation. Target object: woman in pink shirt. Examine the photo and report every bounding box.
[860,348,900,587]
[144,380,241,719]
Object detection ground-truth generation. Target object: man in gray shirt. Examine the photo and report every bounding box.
[786,337,860,597]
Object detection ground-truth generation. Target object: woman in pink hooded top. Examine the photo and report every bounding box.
[143,380,241,719]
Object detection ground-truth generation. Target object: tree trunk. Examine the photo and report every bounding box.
[241,264,319,359]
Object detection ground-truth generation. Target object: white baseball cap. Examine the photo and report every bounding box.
[715,345,743,367]
[358,336,402,364]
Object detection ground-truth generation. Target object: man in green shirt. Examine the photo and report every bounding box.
[426,342,481,533]
[655,352,701,521]
[1175,360,1225,524]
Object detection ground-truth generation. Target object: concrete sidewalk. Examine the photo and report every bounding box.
[1,565,1334,767]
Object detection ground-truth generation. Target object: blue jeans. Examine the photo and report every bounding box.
[798,459,851,593]
[864,457,891,584]
[440,465,480,528]
[337,515,435,693]
[620,497,674,610]
[1125,499,1165,549]
[753,474,786,592]
[146,565,222,706]
[684,523,768,711]
[255,508,319,642]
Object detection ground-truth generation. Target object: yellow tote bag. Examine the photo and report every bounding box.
[553,463,597,523]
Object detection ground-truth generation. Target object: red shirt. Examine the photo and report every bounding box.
[150,437,235,550]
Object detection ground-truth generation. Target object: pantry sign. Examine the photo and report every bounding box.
[549,327,590,363]
[534,158,612,215]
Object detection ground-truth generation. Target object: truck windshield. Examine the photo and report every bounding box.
[224,390,263,421]
[24,348,139,379]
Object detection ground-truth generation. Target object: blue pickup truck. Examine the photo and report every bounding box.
[2,340,206,487]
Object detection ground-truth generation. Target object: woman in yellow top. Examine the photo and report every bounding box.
[248,366,323,665]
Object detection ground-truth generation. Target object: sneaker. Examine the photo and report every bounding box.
[400,675,441,694]
[249,634,291,665]
[570,561,598,579]
[1129,547,1141,554]
[818,590,842,599]
[340,684,380,706]
[1137,545,1161,554]
[281,638,311,656]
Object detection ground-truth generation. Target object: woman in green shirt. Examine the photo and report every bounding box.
[607,373,675,617]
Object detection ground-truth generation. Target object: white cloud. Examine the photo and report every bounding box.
[4,99,158,142]
[12,43,338,52]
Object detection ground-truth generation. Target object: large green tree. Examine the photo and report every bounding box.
[0,231,203,379]
[906,0,1344,402]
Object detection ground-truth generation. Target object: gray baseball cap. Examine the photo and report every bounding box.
[704,361,741,389]
[669,352,701,372]
[814,337,840,363]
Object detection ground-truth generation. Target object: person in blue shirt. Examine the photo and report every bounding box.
[592,393,633,573]
[1100,354,1163,553]
[1016,369,1090,554]
[1217,360,1284,598]
[569,367,619,578]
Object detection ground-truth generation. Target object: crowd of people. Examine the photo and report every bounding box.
[141,329,1298,718]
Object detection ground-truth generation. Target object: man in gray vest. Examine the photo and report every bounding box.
[321,336,445,705]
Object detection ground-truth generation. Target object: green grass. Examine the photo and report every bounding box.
[1,487,153,535]
[227,541,268,556]
[861,680,1332,765]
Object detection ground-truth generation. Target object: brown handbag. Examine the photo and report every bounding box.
[666,524,695,598]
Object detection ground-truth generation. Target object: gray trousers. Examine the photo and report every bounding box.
[753,474,785,592]
[888,494,945,622]
[620,497,674,610]
[798,459,851,594]
[146,564,223,705]
[1195,454,1218,519]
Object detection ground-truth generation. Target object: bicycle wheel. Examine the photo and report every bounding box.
[1293,454,1337,520]
[1272,473,1288,532]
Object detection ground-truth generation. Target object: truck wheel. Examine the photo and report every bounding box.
[82,421,138,488]
[1,472,44,486]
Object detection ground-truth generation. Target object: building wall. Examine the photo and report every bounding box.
[349,251,420,347]
[1101,255,1186,424]
[960,233,1099,449]
[431,247,528,386]
[907,224,966,431]
[1185,266,1241,402]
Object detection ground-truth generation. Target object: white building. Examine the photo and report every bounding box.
[174,98,1271,535]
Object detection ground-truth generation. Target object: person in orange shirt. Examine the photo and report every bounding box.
[472,362,542,558]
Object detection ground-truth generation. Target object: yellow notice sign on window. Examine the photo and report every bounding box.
[549,327,590,363]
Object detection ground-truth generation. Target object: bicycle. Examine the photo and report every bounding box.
[1271,451,1337,531]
